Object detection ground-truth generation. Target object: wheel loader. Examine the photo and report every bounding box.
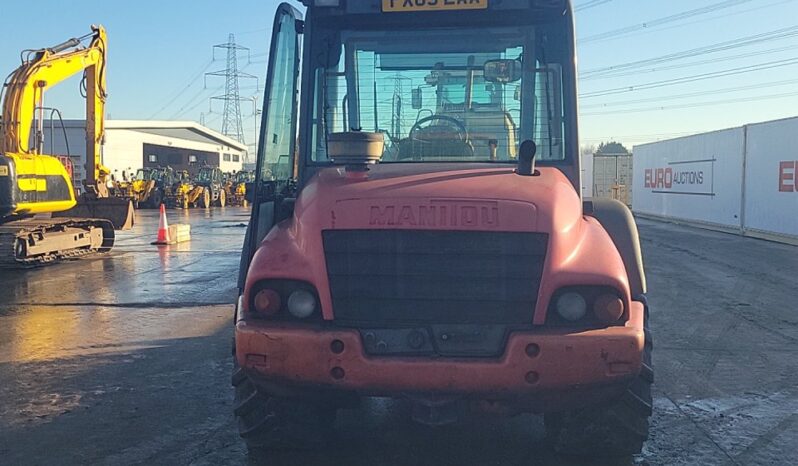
[0,25,134,267]
[233,0,653,458]
[167,170,196,209]
[192,166,226,208]
[224,171,253,207]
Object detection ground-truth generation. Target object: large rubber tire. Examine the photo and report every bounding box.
[232,361,335,452]
[217,189,227,207]
[544,305,653,458]
[201,188,211,209]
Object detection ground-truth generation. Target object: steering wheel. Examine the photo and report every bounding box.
[409,115,469,142]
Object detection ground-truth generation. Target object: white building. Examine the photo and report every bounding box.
[40,120,248,183]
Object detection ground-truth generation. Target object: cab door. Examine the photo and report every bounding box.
[238,3,303,289]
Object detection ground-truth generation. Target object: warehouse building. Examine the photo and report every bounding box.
[41,120,247,186]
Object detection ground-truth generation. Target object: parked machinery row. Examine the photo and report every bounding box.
[113,166,254,209]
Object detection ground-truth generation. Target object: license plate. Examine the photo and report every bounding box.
[382,0,488,13]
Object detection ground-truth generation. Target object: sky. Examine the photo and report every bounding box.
[1,0,797,150]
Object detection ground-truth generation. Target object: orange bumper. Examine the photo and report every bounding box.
[236,302,645,405]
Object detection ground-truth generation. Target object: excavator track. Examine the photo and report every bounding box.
[0,217,115,268]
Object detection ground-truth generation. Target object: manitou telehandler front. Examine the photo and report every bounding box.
[233,0,652,458]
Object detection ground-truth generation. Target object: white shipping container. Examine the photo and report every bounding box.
[633,128,745,230]
[743,117,798,240]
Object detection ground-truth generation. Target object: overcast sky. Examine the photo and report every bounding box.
[1,0,797,149]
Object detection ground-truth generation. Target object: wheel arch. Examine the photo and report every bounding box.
[584,198,647,298]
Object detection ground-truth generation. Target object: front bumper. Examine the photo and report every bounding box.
[236,302,645,410]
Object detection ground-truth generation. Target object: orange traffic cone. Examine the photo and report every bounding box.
[152,203,171,245]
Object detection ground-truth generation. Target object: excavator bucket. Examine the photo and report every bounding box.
[54,198,135,230]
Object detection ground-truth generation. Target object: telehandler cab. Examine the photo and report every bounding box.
[233,0,652,457]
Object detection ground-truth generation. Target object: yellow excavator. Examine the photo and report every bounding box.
[0,25,134,267]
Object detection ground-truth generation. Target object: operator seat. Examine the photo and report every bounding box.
[397,126,475,161]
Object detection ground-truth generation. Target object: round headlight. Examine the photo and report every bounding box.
[287,290,317,319]
[556,292,587,322]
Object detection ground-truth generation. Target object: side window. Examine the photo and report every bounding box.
[258,5,301,183]
[233,154,240,162]
[223,153,232,162]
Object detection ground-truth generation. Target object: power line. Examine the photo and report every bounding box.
[580,57,798,98]
[168,84,223,120]
[574,0,613,12]
[580,77,798,109]
[580,131,697,142]
[580,44,798,81]
[581,25,798,78]
[581,89,798,116]
[578,0,798,47]
[147,59,214,120]
[579,0,755,44]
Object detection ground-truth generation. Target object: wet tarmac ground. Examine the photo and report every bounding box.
[0,209,796,465]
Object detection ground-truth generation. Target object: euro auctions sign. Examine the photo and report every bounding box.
[779,161,796,192]
[643,159,715,196]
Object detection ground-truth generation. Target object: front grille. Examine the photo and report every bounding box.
[323,230,548,325]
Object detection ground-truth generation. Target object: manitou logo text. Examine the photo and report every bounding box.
[779,161,797,192]
[369,202,500,227]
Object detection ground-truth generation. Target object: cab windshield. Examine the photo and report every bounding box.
[196,169,214,183]
[311,26,566,163]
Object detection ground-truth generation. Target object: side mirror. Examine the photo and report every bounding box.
[411,88,423,110]
[484,59,523,84]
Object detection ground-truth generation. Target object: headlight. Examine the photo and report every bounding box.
[287,289,317,319]
[548,286,627,326]
[248,280,320,320]
[555,292,588,322]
